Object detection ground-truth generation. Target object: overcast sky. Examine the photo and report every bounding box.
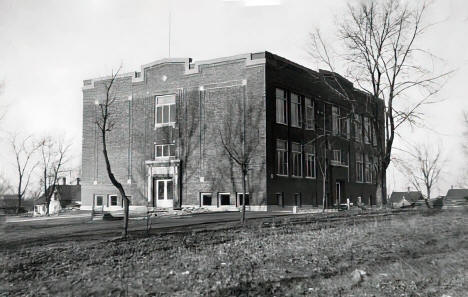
[0,0,467,196]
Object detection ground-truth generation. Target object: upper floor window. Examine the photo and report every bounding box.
[291,93,302,128]
[155,94,176,126]
[372,123,377,147]
[354,114,362,142]
[356,152,364,182]
[291,142,302,177]
[155,144,175,158]
[364,154,372,183]
[276,139,288,175]
[332,106,340,135]
[305,98,314,130]
[276,89,287,125]
[305,144,316,178]
[332,149,342,163]
[363,117,371,144]
[341,114,350,139]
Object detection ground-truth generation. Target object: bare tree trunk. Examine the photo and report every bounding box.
[241,165,246,224]
[16,182,22,215]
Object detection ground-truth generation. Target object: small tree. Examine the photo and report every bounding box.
[219,83,261,224]
[95,68,130,238]
[37,136,70,215]
[9,134,38,214]
[396,144,443,207]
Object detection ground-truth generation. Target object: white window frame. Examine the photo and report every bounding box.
[332,106,340,135]
[290,93,302,128]
[333,149,342,164]
[94,194,104,207]
[356,152,364,182]
[305,98,314,130]
[155,144,175,159]
[237,193,250,206]
[305,145,316,179]
[155,94,176,128]
[354,114,362,143]
[291,142,302,177]
[363,117,371,144]
[275,88,288,125]
[276,139,288,176]
[200,192,213,207]
[218,192,231,206]
[108,194,118,207]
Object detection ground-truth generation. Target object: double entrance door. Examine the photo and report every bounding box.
[153,178,173,208]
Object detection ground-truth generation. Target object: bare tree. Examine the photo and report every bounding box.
[95,68,130,238]
[310,0,451,206]
[9,134,38,214]
[396,144,443,207]
[219,84,261,224]
[37,136,71,215]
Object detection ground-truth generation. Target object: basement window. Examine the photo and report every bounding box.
[218,193,231,206]
[109,195,118,206]
[200,193,212,206]
[237,193,250,206]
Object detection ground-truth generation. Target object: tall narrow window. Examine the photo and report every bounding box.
[305,98,314,130]
[276,139,288,175]
[291,142,302,177]
[354,114,362,142]
[332,106,340,135]
[291,93,302,127]
[363,117,371,144]
[332,149,342,164]
[276,88,287,125]
[155,95,176,126]
[365,154,372,183]
[305,144,316,178]
[356,152,364,182]
[341,113,350,138]
[372,123,377,146]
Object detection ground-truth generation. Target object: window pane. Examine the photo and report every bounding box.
[220,194,230,205]
[163,105,169,123]
[169,144,175,156]
[163,145,169,156]
[202,194,212,206]
[170,104,176,122]
[96,196,103,206]
[167,181,173,200]
[156,146,162,157]
[156,107,162,124]
[158,181,165,199]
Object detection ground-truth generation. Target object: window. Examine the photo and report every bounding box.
[291,93,302,127]
[341,116,350,139]
[95,195,103,206]
[291,142,302,177]
[275,193,284,207]
[332,106,340,135]
[363,117,371,144]
[294,193,302,207]
[305,145,316,178]
[155,94,176,126]
[364,154,372,183]
[354,114,362,142]
[276,139,288,175]
[356,152,364,182]
[332,149,342,164]
[218,193,231,206]
[155,144,175,158]
[305,98,314,130]
[109,195,118,206]
[237,193,250,206]
[372,123,377,147]
[201,193,212,206]
[275,88,287,125]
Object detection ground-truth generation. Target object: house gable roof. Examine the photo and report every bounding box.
[389,191,423,204]
[445,189,468,200]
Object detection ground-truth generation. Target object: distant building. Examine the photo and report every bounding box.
[34,178,81,215]
[0,194,34,214]
[444,188,468,208]
[389,190,423,208]
[81,52,385,212]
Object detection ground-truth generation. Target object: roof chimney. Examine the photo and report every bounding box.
[407,187,410,192]
[62,177,66,185]
[76,178,81,185]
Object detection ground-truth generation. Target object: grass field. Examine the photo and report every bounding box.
[1,208,466,296]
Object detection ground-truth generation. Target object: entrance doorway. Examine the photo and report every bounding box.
[154,178,173,208]
[335,181,342,205]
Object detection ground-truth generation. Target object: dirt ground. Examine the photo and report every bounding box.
[1,208,466,296]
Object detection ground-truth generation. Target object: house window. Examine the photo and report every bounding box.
[363,117,371,144]
[332,149,342,164]
[200,193,212,206]
[95,195,103,206]
[155,144,175,158]
[237,193,250,206]
[356,152,364,182]
[291,93,302,127]
[305,98,314,130]
[218,193,231,206]
[155,94,176,126]
[276,139,288,175]
[109,195,118,206]
[305,145,316,178]
[275,88,287,125]
[291,142,302,177]
[294,193,302,207]
[372,123,377,147]
[354,114,362,142]
[365,154,372,183]
[275,193,284,207]
[332,106,340,135]
[341,115,350,139]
